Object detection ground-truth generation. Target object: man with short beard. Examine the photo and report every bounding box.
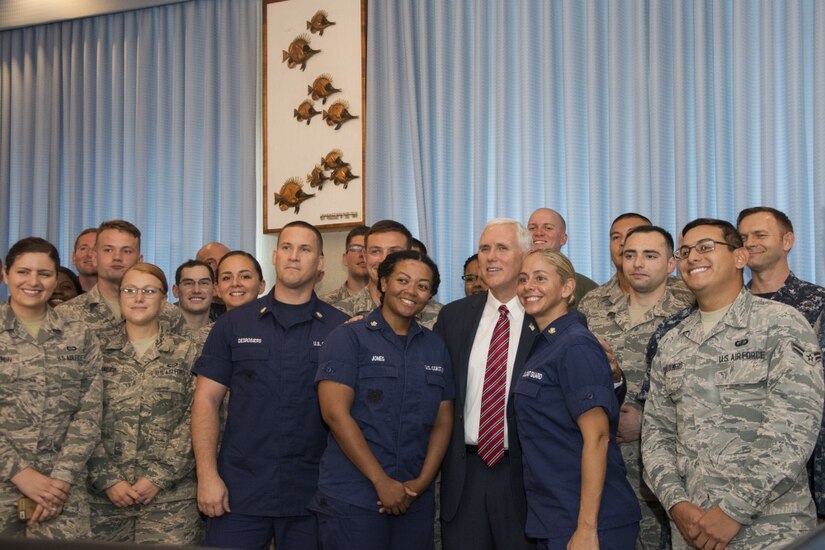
[583,226,693,549]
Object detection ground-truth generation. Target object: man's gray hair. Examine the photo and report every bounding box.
[481,218,533,252]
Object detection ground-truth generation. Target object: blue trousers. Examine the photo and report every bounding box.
[312,492,434,550]
[204,511,317,549]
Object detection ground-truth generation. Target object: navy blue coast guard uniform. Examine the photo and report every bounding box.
[513,312,640,550]
[311,308,454,550]
[193,289,348,549]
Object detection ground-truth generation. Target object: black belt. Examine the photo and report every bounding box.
[465,445,508,457]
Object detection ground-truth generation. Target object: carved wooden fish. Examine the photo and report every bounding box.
[331,166,359,189]
[293,100,320,125]
[322,100,358,130]
[282,34,320,71]
[307,10,336,36]
[273,178,314,213]
[321,149,349,171]
[308,74,341,105]
[307,165,329,190]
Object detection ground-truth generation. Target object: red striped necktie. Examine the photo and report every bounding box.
[477,304,509,467]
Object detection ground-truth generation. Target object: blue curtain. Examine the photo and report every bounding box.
[0,0,259,294]
[367,0,825,303]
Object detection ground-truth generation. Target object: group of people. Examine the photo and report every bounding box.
[0,205,823,550]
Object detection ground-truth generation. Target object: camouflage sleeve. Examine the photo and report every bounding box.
[814,310,825,513]
[636,306,693,404]
[0,426,27,481]
[641,351,690,512]
[50,332,104,485]
[142,345,198,490]
[718,323,824,524]
[87,438,127,493]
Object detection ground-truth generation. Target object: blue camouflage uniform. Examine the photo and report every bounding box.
[311,308,453,550]
[193,289,348,549]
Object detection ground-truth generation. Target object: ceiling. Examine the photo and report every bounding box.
[0,0,187,31]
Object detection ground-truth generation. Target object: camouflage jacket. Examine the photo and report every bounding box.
[58,285,187,339]
[333,286,443,329]
[584,286,695,405]
[88,327,198,502]
[320,281,356,307]
[579,273,693,320]
[0,304,103,493]
[642,289,823,531]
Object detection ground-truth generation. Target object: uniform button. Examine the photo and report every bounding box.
[586,392,593,400]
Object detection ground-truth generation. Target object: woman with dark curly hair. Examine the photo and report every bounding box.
[312,250,453,550]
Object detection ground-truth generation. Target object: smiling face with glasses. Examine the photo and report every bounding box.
[119,265,168,331]
[677,223,748,309]
[173,264,215,315]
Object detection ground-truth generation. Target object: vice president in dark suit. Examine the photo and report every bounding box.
[435,218,538,550]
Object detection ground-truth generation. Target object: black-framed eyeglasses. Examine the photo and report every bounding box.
[674,239,736,260]
[462,275,480,283]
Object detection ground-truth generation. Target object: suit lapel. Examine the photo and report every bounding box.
[455,293,486,406]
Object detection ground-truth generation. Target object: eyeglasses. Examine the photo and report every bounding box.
[462,275,480,283]
[178,278,214,289]
[674,239,736,260]
[347,244,364,253]
[120,286,162,297]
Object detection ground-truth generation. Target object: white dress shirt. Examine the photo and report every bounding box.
[463,293,525,448]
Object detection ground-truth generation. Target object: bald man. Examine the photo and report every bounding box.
[526,208,598,306]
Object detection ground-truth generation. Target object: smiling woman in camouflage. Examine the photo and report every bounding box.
[86,263,201,544]
[0,237,103,540]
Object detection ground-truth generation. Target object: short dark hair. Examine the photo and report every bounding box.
[73,228,97,251]
[611,212,651,228]
[97,220,141,249]
[175,259,215,285]
[463,253,479,272]
[280,221,324,254]
[5,237,60,271]
[681,218,743,248]
[736,206,794,233]
[366,220,413,249]
[57,266,84,296]
[411,238,428,256]
[624,225,675,255]
[377,250,441,304]
[217,250,264,281]
[345,225,369,249]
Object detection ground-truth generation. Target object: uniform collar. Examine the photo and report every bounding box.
[538,310,580,342]
[0,302,65,337]
[256,287,330,324]
[363,307,424,340]
[678,287,751,342]
[102,323,175,353]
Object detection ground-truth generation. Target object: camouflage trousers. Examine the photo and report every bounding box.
[90,497,203,545]
[620,441,668,549]
[0,487,91,540]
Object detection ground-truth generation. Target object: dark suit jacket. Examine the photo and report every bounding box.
[434,291,539,523]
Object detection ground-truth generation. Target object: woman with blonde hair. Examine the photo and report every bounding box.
[514,249,640,549]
